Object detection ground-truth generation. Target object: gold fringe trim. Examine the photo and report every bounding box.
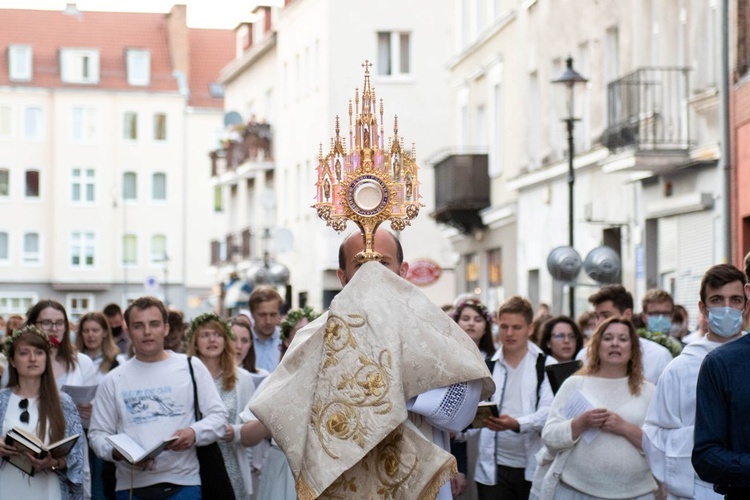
[418,457,457,500]
[297,475,316,500]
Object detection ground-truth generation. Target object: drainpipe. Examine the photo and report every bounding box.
[719,0,731,262]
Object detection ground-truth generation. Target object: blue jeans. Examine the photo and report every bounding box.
[115,485,201,500]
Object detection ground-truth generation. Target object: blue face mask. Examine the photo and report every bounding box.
[708,307,743,338]
[647,314,672,334]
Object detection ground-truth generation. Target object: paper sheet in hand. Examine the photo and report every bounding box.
[61,384,98,405]
[563,390,601,444]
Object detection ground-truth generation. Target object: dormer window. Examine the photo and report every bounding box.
[8,44,33,82]
[60,48,100,84]
[126,49,150,86]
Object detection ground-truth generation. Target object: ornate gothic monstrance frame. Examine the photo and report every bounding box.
[313,61,423,263]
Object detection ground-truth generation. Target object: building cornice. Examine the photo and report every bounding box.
[219,32,277,85]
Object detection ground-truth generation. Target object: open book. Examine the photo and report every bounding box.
[106,434,178,464]
[470,401,499,429]
[3,427,80,476]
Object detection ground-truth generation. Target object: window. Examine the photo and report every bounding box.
[9,44,32,82]
[25,169,40,198]
[60,49,100,84]
[71,231,95,268]
[0,168,8,197]
[66,294,94,323]
[152,173,166,200]
[0,106,11,138]
[24,107,43,140]
[214,186,224,212]
[464,253,479,294]
[123,112,138,140]
[151,235,166,264]
[0,294,36,315]
[377,32,411,77]
[72,107,96,142]
[526,71,540,169]
[126,49,150,86]
[72,168,95,203]
[0,232,8,263]
[153,113,167,141]
[122,172,137,201]
[122,234,137,266]
[488,248,503,287]
[23,232,39,265]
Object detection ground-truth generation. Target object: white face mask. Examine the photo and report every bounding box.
[708,307,743,338]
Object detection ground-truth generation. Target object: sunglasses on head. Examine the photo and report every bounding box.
[19,398,29,424]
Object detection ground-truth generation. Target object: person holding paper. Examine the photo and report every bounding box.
[0,324,84,499]
[89,296,226,500]
[539,317,656,499]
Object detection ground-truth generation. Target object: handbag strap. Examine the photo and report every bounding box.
[187,356,202,421]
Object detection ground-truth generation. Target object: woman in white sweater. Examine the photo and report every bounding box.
[540,317,656,500]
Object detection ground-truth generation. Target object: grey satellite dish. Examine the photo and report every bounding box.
[546,246,582,283]
[271,228,294,254]
[224,111,243,128]
[584,246,621,284]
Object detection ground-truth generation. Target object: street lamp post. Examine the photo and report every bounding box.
[552,57,588,319]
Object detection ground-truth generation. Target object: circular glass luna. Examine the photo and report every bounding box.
[353,180,384,211]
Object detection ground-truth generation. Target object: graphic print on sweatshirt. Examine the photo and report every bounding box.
[122,386,186,424]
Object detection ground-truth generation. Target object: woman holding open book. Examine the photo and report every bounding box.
[537,317,656,499]
[0,324,84,499]
[188,313,255,500]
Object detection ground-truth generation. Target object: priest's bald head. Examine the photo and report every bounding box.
[337,229,409,286]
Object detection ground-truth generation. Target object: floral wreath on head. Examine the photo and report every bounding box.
[280,306,320,341]
[449,297,493,325]
[187,312,235,343]
[3,324,54,357]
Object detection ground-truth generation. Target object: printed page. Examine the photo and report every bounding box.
[562,390,601,444]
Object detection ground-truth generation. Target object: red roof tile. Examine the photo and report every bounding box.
[188,28,234,108]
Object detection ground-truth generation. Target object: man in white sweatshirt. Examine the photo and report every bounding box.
[89,296,226,499]
[643,264,747,499]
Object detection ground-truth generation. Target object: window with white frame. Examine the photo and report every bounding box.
[122,234,137,266]
[66,294,94,323]
[60,48,100,84]
[25,169,40,198]
[213,186,223,212]
[122,172,137,201]
[72,168,95,203]
[126,49,150,86]
[153,113,167,141]
[9,44,32,82]
[0,293,37,316]
[152,172,166,200]
[24,107,43,140]
[23,232,40,265]
[151,235,166,264]
[123,112,138,140]
[71,107,96,142]
[0,232,8,263]
[0,168,8,197]
[0,106,11,138]
[376,32,411,77]
[71,231,95,268]
[526,71,541,169]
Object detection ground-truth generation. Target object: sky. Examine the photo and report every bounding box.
[0,0,261,28]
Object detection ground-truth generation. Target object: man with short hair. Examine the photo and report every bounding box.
[578,285,672,383]
[640,289,683,357]
[90,296,226,499]
[692,256,750,498]
[644,264,746,499]
[103,303,129,354]
[248,285,283,372]
[474,295,553,500]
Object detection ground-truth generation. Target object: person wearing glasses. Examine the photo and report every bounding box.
[539,317,584,364]
[0,324,85,499]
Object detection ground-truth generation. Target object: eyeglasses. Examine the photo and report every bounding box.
[36,320,66,331]
[19,398,29,424]
[551,333,576,341]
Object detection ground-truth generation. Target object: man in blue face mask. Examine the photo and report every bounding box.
[692,259,750,499]
[638,289,683,357]
[645,264,746,500]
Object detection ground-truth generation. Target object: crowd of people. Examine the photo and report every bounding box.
[0,231,748,500]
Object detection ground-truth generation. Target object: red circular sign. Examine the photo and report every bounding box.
[407,259,442,286]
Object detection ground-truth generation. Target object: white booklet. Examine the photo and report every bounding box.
[105,434,178,464]
[61,384,99,405]
[562,390,601,444]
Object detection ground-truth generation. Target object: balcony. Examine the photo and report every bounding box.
[601,67,691,174]
[210,228,252,266]
[432,153,490,234]
[210,122,273,179]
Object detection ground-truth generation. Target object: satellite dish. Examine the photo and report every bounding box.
[271,228,294,254]
[546,246,582,283]
[224,111,243,128]
[584,246,621,284]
